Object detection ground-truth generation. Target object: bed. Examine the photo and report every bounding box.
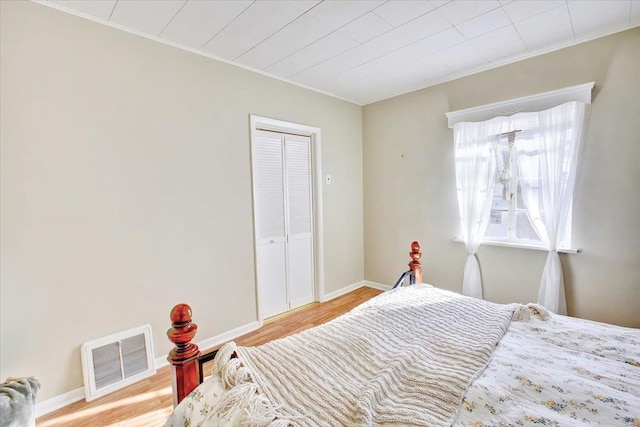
[164,242,640,426]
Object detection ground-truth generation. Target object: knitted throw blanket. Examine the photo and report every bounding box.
[213,286,531,426]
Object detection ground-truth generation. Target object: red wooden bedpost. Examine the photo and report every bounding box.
[167,304,201,407]
[409,241,423,284]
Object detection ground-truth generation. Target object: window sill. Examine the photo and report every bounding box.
[453,237,581,254]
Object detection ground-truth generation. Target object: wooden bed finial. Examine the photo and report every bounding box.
[409,241,423,284]
[167,304,201,407]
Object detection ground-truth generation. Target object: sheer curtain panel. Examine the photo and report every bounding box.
[454,122,499,299]
[514,101,585,314]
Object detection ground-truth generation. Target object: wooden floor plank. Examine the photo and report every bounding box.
[36,286,382,427]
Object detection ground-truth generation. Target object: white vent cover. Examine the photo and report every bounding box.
[81,325,156,401]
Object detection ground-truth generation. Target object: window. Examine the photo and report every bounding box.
[448,83,592,254]
[484,128,573,250]
[447,84,590,308]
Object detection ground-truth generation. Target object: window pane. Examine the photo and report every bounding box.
[486,210,508,238]
[491,183,509,211]
[516,181,525,209]
[515,210,541,242]
[486,183,507,238]
[479,121,576,248]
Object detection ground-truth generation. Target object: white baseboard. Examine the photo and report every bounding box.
[35,386,85,418]
[363,280,392,291]
[321,281,365,302]
[321,280,394,303]
[192,320,263,358]
[37,320,263,419]
[37,281,395,418]
[153,320,262,370]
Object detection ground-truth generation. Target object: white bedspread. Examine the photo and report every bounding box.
[165,286,640,427]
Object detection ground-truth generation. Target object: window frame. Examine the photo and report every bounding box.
[484,137,544,248]
[484,127,576,251]
[447,83,592,254]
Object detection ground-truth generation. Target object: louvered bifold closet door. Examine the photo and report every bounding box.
[284,134,314,309]
[254,131,288,318]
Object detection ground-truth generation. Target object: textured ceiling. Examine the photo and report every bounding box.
[39,0,639,105]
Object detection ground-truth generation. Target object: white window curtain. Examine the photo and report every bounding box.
[453,123,499,299]
[514,101,585,314]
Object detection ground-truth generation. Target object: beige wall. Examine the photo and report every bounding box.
[0,1,363,401]
[364,28,640,328]
[3,0,638,406]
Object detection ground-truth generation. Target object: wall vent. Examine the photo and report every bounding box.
[81,325,156,401]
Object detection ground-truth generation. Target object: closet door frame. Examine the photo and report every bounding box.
[249,115,324,323]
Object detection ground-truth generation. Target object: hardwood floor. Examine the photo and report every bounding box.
[36,286,382,427]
